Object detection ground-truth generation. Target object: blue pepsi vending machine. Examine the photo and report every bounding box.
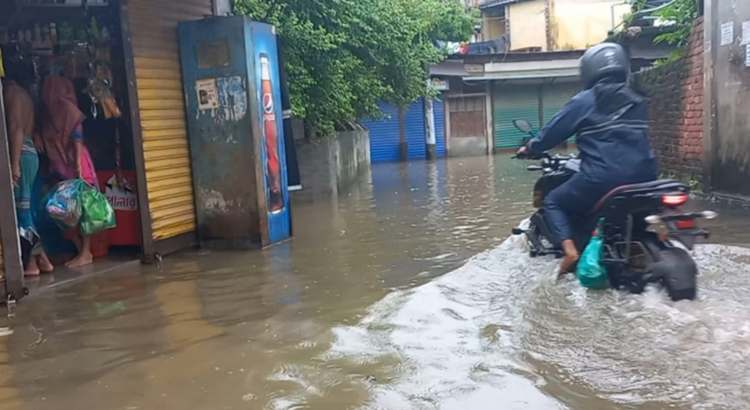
[178,17,291,248]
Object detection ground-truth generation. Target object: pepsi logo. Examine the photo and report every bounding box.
[263,93,274,113]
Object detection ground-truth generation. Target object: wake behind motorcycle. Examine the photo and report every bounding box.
[511,119,717,301]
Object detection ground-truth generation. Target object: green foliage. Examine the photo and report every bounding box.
[235,0,477,137]
[652,0,699,64]
[661,172,702,192]
[622,0,649,27]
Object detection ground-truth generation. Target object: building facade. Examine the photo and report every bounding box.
[430,0,635,157]
[0,0,219,300]
[478,0,632,51]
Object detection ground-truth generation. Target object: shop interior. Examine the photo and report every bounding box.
[1,0,143,280]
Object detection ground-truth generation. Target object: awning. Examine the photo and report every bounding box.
[429,60,469,77]
[463,67,579,81]
[480,0,534,10]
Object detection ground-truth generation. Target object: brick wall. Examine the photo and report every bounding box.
[633,17,704,182]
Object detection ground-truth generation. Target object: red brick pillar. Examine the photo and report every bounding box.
[678,17,705,180]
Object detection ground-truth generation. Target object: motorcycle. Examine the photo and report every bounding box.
[510,119,717,301]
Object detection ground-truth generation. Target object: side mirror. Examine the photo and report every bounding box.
[513,119,533,134]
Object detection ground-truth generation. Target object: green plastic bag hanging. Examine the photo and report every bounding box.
[577,218,610,290]
[80,183,117,236]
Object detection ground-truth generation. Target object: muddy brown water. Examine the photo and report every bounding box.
[1,155,750,410]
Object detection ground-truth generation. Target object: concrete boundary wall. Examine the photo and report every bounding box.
[293,131,371,201]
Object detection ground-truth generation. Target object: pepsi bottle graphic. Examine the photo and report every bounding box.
[260,54,284,212]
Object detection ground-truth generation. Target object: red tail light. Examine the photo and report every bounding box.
[676,220,696,229]
[662,194,688,207]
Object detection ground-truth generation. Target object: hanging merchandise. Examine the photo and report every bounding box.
[4,0,140,256]
[86,78,120,119]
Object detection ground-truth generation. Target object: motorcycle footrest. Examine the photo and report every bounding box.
[538,249,563,257]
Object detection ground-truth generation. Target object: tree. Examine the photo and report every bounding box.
[373,0,473,159]
[234,0,476,140]
[652,0,698,63]
[623,0,699,64]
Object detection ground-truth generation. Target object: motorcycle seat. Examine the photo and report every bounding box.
[589,179,687,214]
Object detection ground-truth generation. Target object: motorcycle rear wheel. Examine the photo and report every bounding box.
[657,247,698,301]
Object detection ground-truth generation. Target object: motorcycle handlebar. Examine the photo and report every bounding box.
[515,151,576,173]
[512,152,551,161]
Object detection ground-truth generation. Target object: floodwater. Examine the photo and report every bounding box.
[2,155,750,410]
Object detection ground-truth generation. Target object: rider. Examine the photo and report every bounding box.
[516,42,658,274]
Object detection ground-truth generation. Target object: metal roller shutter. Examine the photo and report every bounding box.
[362,102,399,162]
[434,98,446,157]
[128,0,210,240]
[362,100,428,162]
[404,99,426,160]
[493,85,540,151]
[542,82,581,143]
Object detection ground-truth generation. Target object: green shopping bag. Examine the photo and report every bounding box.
[577,218,610,290]
[80,183,117,236]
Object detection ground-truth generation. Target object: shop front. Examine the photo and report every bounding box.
[442,78,490,157]
[492,79,580,153]
[0,0,211,301]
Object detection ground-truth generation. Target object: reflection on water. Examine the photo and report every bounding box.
[0,155,749,410]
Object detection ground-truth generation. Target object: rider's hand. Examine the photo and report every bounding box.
[516,146,529,157]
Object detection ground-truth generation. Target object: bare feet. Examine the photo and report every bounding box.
[558,239,580,276]
[66,252,93,268]
[24,266,41,277]
[25,256,41,276]
[559,253,580,276]
[38,253,54,273]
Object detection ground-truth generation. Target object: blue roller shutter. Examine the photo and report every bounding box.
[361,102,399,162]
[404,100,427,160]
[493,84,540,151]
[361,100,429,162]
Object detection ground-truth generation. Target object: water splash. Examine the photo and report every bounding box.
[320,236,750,410]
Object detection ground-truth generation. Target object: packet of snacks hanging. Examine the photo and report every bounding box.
[64,46,90,79]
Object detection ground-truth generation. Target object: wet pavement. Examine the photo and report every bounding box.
[2,155,750,410]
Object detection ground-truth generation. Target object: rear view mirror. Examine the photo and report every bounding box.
[513,119,533,134]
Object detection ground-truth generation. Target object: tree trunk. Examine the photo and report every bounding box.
[398,105,408,161]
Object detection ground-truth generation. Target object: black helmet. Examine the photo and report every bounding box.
[579,43,630,89]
